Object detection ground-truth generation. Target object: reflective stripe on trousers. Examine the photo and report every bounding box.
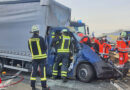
[52,53,69,77]
[30,59,47,88]
[61,71,67,77]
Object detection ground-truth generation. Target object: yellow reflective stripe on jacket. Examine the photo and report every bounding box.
[32,54,47,59]
[61,36,65,49]
[37,40,42,55]
[51,32,55,38]
[32,54,47,57]
[29,38,47,59]
[30,77,36,80]
[58,49,70,52]
[29,38,37,57]
[57,35,70,53]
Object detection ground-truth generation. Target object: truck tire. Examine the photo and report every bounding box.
[77,63,94,82]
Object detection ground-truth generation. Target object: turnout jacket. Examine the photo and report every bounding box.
[28,34,47,59]
[51,35,73,53]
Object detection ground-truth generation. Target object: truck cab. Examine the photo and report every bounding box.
[70,21,89,36]
[45,27,126,82]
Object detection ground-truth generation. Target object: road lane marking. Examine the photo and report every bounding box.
[110,80,130,90]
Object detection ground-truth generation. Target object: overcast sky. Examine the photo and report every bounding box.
[56,0,130,36]
[0,0,130,36]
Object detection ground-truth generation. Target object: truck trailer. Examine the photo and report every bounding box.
[0,0,71,72]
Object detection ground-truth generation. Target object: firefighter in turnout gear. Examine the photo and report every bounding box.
[115,32,130,68]
[52,29,72,83]
[28,25,50,90]
[51,30,62,48]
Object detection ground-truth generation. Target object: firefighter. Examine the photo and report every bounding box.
[115,32,130,68]
[50,30,61,56]
[52,29,72,83]
[28,25,50,90]
[95,35,111,61]
[51,30,62,47]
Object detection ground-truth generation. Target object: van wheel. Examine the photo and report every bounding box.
[0,59,4,73]
[77,64,94,82]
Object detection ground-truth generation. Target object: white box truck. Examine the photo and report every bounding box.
[0,0,71,72]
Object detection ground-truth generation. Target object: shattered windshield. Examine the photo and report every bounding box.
[73,33,82,42]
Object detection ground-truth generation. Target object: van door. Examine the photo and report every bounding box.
[46,29,56,76]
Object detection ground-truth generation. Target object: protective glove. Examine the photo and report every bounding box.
[68,62,74,71]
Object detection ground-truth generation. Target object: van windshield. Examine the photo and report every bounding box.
[73,33,82,41]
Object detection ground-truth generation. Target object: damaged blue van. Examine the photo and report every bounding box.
[46,27,129,82]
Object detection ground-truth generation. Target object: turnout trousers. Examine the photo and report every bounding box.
[52,53,69,78]
[119,52,128,65]
[30,59,47,88]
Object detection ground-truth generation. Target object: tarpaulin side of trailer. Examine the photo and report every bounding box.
[0,0,71,60]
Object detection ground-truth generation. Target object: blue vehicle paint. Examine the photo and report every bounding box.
[45,27,119,79]
[81,44,101,63]
[46,27,101,77]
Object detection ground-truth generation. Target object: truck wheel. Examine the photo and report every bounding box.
[77,64,94,82]
[0,59,4,73]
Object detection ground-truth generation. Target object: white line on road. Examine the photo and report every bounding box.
[110,81,124,90]
[110,80,130,90]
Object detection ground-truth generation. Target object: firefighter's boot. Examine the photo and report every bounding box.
[51,76,57,80]
[62,77,68,83]
[42,87,50,90]
[32,87,36,90]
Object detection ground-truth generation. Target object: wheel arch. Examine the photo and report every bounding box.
[74,60,97,78]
